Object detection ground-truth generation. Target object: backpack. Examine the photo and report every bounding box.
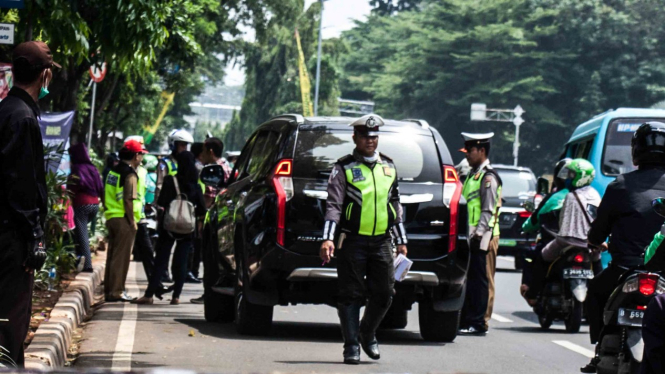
[163,177,196,235]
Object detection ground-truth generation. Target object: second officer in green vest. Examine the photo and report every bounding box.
[459,132,502,335]
[320,114,408,365]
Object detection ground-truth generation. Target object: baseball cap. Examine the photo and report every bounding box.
[122,139,148,154]
[13,41,61,70]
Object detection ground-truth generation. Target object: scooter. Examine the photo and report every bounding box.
[535,227,593,333]
[594,198,665,374]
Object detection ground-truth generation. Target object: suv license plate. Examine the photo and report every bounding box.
[563,268,594,279]
[618,308,645,327]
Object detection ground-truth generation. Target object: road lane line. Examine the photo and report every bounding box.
[111,262,138,371]
[491,313,513,323]
[552,340,595,358]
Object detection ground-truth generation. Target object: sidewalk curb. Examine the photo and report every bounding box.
[24,257,105,370]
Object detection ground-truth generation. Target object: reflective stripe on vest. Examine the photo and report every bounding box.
[343,160,396,236]
[462,169,502,237]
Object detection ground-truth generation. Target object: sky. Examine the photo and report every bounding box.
[223,0,373,86]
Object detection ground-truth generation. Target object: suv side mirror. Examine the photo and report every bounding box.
[653,197,665,218]
[201,164,226,188]
[537,177,550,195]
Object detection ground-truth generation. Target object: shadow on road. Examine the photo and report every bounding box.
[174,318,446,347]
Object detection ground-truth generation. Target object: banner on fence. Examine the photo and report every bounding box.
[39,111,75,174]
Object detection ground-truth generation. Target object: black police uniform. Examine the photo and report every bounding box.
[323,142,407,362]
[586,165,665,344]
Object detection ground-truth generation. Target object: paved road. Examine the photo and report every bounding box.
[75,257,596,373]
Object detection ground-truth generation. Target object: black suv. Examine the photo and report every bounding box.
[200,115,468,342]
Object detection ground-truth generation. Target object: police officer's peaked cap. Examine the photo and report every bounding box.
[349,114,385,136]
[461,132,494,146]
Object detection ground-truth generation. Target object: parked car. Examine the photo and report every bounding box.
[494,165,537,269]
[200,115,468,342]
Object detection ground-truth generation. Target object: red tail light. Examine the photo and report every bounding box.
[574,253,585,263]
[637,305,647,310]
[443,165,462,253]
[638,273,659,296]
[518,210,532,218]
[271,159,293,246]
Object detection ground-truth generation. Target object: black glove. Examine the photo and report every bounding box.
[24,239,47,270]
[470,234,482,252]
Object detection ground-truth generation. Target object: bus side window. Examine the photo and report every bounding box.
[574,139,593,160]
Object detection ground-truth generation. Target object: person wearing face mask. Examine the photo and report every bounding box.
[0,41,57,367]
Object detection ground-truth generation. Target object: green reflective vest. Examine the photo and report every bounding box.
[165,157,178,176]
[462,167,501,237]
[137,166,148,219]
[104,166,142,223]
[341,156,397,236]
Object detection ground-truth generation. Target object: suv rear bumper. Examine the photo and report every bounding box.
[287,267,440,286]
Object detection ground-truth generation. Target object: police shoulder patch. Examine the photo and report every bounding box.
[484,176,493,188]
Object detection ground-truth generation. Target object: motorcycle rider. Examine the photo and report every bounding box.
[520,158,572,303]
[581,121,665,373]
[523,159,601,305]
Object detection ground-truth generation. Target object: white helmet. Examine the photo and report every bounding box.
[168,129,194,148]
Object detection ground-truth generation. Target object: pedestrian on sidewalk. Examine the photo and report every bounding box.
[103,139,146,302]
[68,142,103,272]
[185,142,205,285]
[133,151,206,305]
[0,41,56,367]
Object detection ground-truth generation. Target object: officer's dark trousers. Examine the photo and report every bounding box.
[586,262,629,344]
[462,244,489,330]
[0,231,34,367]
[134,223,156,280]
[640,294,665,374]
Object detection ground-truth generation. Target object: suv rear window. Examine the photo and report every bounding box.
[294,129,442,183]
[496,169,536,198]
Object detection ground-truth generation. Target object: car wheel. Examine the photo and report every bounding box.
[379,305,408,329]
[564,299,582,333]
[538,314,552,330]
[204,292,234,323]
[235,290,273,335]
[418,301,459,342]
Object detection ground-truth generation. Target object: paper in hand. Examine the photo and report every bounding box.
[393,254,413,282]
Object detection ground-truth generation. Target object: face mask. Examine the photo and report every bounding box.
[38,70,50,100]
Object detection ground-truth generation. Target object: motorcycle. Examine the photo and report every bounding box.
[535,227,593,333]
[594,198,665,374]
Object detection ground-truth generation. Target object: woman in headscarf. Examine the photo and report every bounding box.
[67,143,104,272]
[133,151,206,305]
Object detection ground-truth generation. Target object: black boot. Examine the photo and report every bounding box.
[359,298,392,360]
[337,302,361,365]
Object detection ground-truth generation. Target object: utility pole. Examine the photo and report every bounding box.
[313,0,325,116]
[470,103,525,167]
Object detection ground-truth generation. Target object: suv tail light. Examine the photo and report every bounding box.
[443,166,462,253]
[518,211,532,218]
[271,159,293,246]
[638,273,659,296]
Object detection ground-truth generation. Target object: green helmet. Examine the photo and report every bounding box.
[143,154,158,171]
[567,158,595,188]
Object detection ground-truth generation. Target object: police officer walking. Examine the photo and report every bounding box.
[155,129,193,202]
[320,114,408,365]
[459,132,502,336]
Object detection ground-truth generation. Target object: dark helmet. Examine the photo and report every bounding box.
[632,122,665,166]
[554,158,572,187]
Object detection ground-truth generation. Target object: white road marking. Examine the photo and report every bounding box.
[111,263,139,371]
[497,256,514,262]
[491,313,513,323]
[552,340,595,358]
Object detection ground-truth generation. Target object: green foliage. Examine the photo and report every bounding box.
[341,0,665,174]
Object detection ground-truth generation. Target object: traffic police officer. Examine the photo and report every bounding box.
[459,132,502,335]
[320,114,408,365]
[155,129,193,202]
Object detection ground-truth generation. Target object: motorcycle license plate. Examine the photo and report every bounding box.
[618,308,645,327]
[563,268,594,279]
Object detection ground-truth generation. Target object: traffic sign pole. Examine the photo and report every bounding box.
[470,103,525,166]
[88,82,96,149]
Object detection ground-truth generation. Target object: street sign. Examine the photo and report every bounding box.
[513,116,524,126]
[89,62,107,83]
[513,105,524,117]
[0,23,14,45]
[470,103,487,121]
[0,0,24,9]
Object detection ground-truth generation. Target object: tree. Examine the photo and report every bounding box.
[370,0,423,14]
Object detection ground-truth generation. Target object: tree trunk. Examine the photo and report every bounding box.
[94,75,120,119]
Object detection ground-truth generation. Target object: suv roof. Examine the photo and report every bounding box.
[265,114,434,136]
[492,164,535,173]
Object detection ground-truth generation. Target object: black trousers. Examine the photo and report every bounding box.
[462,245,488,330]
[0,231,33,367]
[145,234,192,299]
[134,223,156,280]
[640,294,665,374]
[336,234,395,306]
[189,234,202,278]
[585,262,628,344]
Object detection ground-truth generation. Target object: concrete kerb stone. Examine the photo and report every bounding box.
[24,255,106,370]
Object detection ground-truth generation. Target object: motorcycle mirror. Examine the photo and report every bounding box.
[201,164,226,188]
[652,197,665,218]
[537,177,550,195]
[523,200,535,213]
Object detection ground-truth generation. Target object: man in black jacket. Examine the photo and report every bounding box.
[0,41,58,367]
[581,122,665,373]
